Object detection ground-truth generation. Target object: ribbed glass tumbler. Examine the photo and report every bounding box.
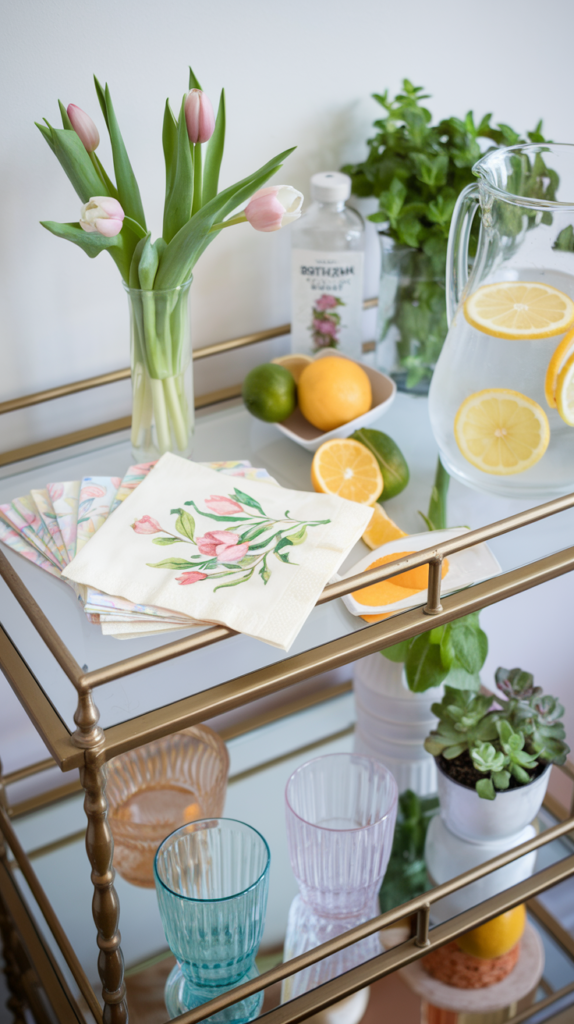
[154,818,270,1022]
[285,753,398,918]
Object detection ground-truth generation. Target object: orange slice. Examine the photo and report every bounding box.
[311,438,383,504]
[352,552,449,607]
[454,389,550,475]
[464,282,574,340]
[362,504,408,549]
[545,327,574,408]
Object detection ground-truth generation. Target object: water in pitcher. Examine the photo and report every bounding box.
[430,269,574,499]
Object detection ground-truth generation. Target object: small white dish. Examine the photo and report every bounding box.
[340,527,502,617]
[275,349,396,452]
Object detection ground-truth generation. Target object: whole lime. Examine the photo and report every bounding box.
[242,363,297,422]
[351,428,409,500]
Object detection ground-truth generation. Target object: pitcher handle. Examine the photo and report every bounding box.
[446,183,480,325]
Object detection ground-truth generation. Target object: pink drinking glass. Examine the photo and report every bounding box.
[285,752,398,918]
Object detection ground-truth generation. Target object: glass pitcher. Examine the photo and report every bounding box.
[429,143,574,498]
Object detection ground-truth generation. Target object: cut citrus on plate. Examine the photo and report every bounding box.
[545,327,574,408]
[464,282,574,339]
[454,389,550,475]
[351,552,449,606]
[271,353,313,384]
[457,905,526,959]
[556,351,574,425]
[311,438,383,503]
[362,504,408,550]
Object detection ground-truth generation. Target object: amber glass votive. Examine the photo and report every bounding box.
[107,726,229,887]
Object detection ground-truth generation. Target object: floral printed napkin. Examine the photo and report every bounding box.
[63,453,372,650]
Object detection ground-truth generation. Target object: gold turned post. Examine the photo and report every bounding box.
[77,695,127,1023]
[0,761,27,1024]
[424,556,443,615]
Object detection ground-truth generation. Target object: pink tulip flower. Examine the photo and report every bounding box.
[315,294,338,311]
[176,570,208,585]
[131,515,162,534]
[67,104,100,152]
[244,186,303,233]
[184,89,215,144]
[196,530,249,563]
[205,495,244,516]
[80,196,125,237]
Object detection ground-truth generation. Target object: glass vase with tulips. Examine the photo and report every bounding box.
[38,68,302,460]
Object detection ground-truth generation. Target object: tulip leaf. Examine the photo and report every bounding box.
[163,95,194,244]
[129,233,150,288]
[104,83,147,230]
[188,66,203,91]
[203,88,225,205]
[155,145,296,289]
[93,75,110,130]
[162,99,178,198]
[172,507,196,541]
[35,121,56,154]
[40,220,131,281]
[137,235,159,289]
[152,537,184,545]
[42,124,104,202]
[58,100,73,131]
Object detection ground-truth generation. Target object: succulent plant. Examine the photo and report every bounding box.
[425,667,570,800]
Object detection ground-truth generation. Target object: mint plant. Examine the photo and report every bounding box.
[424,668,569,799]
[382,611,488,693]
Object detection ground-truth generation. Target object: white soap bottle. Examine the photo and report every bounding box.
[290,171,365,359]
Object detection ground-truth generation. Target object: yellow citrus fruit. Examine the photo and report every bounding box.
[464,282,574,340]
[352,552,449,607]
[454,388,550,475]
[298,357,372,432]
[311,438,383,504]
[457,905,526,959]
[362,504,408,550]
[546,328,574,409]
[271,353,313,384]
[556,351,574,426]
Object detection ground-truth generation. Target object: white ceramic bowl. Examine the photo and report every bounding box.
[274,349,396,452]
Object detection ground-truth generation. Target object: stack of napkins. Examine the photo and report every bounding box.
[2,454,372,649]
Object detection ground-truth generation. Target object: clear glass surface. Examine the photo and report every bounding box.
[107,726,229,888]
[285,752,397,917]
[154,818,270,1019]
[126,278,194,462]
[430,143,574,498]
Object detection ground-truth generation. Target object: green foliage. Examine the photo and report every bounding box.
[425,668,570,799]
[382,612,487,693]
[342,80,549,387]
[379,790,438,912]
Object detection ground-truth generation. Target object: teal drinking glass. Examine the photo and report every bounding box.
[154,817,270,1021]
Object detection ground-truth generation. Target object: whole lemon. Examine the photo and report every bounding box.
[242,364,296,422]
[457,905,526,959]
[298,357,372,432]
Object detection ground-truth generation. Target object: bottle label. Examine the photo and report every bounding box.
[291,249,364,358]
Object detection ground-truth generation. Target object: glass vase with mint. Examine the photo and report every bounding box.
[37,66,302,461]
[343,80,548,393]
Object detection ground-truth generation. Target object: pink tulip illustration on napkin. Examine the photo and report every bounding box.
[310,293,345,352]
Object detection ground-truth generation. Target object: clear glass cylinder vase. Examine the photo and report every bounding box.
[375,238,447,395]
[125,277,194,462]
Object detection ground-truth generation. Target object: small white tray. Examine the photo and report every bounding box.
[275,349,396,452]
[340,528,502,616]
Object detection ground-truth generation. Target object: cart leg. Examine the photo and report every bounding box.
[0,764,27,1024]
[81,746,128,1024]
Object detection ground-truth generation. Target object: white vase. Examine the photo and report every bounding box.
[436,759,551,842]
[352,653,442,796]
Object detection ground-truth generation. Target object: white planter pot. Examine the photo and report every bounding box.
[436,759,551,842]
[352,653,443,796]
[425,813,537,924]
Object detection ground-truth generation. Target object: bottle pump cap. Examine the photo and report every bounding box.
[310,171,351,203]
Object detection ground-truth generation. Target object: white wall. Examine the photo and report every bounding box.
[2,0,574,449]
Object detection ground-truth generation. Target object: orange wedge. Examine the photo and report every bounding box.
[352,552,449,607]
[362,504,408,550]
[311,438,383,504]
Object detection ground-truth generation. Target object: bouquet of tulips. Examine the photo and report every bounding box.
[37,67,302,458]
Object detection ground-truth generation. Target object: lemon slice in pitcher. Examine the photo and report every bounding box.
[556,352,574,425]
[454,389,550,475]
[545,327,574,408]
[464,282,574,339]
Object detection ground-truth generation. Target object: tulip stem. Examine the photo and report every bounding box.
[210,214,247,232]
[150,377,172,454]
[192,143,202,217]
[164,375,189,452]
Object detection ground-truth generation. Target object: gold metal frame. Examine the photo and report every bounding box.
[2,312,574,1022]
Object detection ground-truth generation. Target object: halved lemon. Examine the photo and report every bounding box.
[362,504,408,550]
[454,389,550,475]
[271,353,313,384]
[556,351,574,426]
[545,327,574,408]
[464,282,574,340]
[311,438,383,504]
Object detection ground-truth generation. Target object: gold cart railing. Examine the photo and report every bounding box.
[1,305,574,1023]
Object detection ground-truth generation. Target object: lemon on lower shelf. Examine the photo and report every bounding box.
[457,904,526,959]
[454,388,550,475]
